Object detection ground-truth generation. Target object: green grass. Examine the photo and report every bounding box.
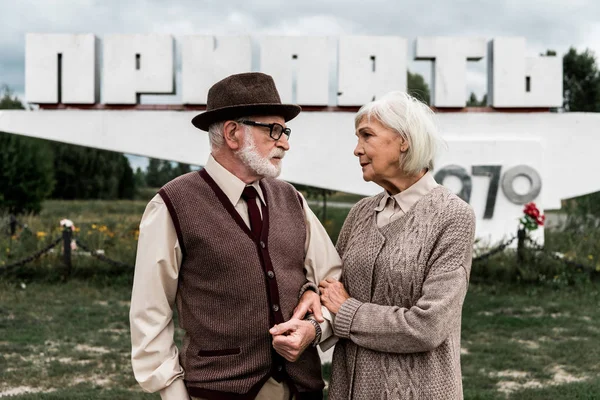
[1,198,352,277]
[306,205,351,244]
[0,280,150,399]
[2,200,600,398]
[509,379,600,399]
[327,192,366,204]
[1,280,599,399]
[7,387,159,400]
[1,199,148,275]
[461,283,600,399]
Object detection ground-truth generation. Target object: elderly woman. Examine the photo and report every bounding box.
[319,92,476,399]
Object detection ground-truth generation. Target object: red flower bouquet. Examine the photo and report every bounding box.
[520,202,545,231]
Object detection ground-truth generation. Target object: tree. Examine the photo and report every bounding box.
[407,70,430,105]
[1,85,137,203]
[0,85,26,109]
[51,142,136,200]
[0,133,55,214]
[174,163,191,177]
[145,158,162,188]
[134,167,146,189]
[157,160,174,185]
[118,156,136,199]
[561,47,600,112]
[467,92,478,106]
[292,183,335,221]
[144,159,192,188]
[466,92,487,107]
[0,87,54,213]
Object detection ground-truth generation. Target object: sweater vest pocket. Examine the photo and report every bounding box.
[197,347,241,357]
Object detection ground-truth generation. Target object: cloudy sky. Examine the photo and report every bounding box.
[1,0,599,168]
[2,0,600,97]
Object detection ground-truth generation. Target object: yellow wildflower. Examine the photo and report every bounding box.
[588,254,594,260]
[36,231,47,239]
[92,224,98,229]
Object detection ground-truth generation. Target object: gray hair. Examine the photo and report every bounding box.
[207,118,251,151]
[207,122,225,151]
[355,91,444,175]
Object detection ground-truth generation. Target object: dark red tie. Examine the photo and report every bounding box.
[242,186,262,238]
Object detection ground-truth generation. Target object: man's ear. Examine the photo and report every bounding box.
[223,120,242,150]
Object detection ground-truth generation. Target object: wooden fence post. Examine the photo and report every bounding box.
[62,227,72,279]
[517,228,526,265]
[9,215,17,236]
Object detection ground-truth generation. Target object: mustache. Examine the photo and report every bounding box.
[270,148,286,159]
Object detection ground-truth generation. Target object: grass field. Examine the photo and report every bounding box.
[1,280,599,399]
[1,198,599,399]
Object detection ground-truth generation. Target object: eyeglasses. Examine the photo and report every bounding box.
[239,120,291,141]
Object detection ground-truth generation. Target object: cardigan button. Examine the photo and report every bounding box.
[272,304,280,312]
[267,271,275,279]
[276,365,283,372]
[260,241,266,248]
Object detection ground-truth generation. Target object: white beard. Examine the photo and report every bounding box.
[237,130,285,178]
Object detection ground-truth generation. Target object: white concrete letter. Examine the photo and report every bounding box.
[181,36,251,104]
[260,37,329,105]
[415,37,486,107]
[488,37,562,108]
[103,34,174,104]
[25,33,97,104]
[337,36,407,106]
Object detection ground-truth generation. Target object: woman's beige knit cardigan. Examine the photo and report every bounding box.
[329,186,476,400]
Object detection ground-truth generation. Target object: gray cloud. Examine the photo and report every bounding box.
[1,0,599,100]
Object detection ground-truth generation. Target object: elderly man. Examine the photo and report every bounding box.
[130,72,340,400]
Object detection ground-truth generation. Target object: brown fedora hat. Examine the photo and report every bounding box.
[191,72,301,131]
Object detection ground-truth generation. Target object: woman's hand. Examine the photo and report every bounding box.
[319,277,350,314]
[291,290,324,322]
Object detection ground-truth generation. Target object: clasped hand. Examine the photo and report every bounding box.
[269,290,320,362]
[270,279,350,361]
[319,277,350,314]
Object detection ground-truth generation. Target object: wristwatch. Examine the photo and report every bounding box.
[305,315,322,347]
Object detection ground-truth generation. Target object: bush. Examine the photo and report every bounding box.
[472,215,599,286]
[471,248,595,287]
[562,191,600,218]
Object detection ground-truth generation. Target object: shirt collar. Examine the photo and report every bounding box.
[374,192,392,212]
[204,154,266,206]
[374,171,439,213]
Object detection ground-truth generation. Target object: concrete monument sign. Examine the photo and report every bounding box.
[1,34,597,245]
[24,34,562,108]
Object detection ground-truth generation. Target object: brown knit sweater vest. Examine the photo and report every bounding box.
[159,170,324,399]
